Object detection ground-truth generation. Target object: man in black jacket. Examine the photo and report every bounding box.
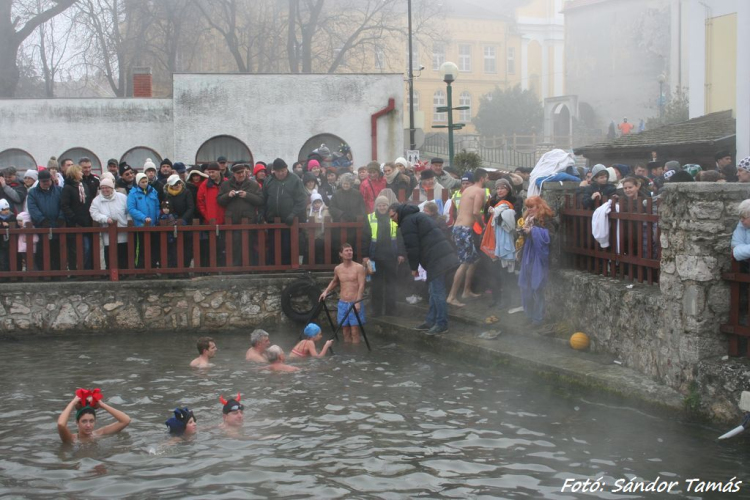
[389,203,459,335]
[263,158,307,265]
[218,164,264,266]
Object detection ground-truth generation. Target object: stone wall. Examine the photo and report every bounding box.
[543,182,750,419]
[0,274,330,334]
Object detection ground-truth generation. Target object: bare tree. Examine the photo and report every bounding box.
[0,0,77,97]
[31,0,81,96]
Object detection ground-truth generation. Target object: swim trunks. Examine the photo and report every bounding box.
[453,225,479,264]
[337,300,365,327]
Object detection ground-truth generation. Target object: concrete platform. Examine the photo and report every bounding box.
[369,294,686,417]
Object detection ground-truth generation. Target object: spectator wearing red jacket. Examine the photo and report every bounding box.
[359,161,386,213]
[196,162,226,266]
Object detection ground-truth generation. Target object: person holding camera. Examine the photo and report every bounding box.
[218,164,264,266]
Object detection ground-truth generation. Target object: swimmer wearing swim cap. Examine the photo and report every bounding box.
[57,390,131,444]
[289,323,333,359]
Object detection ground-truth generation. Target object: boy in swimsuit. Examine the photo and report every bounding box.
[57,392,131,444]
[319,243,367,343]
[289,323,333,358]
[263,345,300,372]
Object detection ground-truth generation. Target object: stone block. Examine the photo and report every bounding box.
[209,294,224,309]
[191,307,201,327]
[51,303,79,330]
[103,301,123,311]
[682,285,706,317]
[10,303,30,315]
[204,312,228,327]
[115,307,144,329]
[144,306,162,321]
[675,255,718,282]
[707,283,731,316]
[688,201,724,220]
[84,309,108,329]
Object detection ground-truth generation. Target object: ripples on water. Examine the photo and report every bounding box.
[0,331,747,499]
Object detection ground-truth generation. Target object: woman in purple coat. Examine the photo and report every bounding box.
[518,196,554,326]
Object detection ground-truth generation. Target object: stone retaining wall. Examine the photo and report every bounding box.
[543,182,750,420]
[0,275,330,334]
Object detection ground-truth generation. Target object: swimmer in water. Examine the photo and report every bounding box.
[165,407,197,438]
[245,329,271,363]
[190,336,217,368]
[57,391,131,444]
[289,323,333,359]
[219,394,244,434]
[263,345,300,372]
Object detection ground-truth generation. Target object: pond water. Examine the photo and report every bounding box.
[0,330,747,499]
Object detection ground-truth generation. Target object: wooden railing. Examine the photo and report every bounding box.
[721,259,750,357]
[559,194,661,284]
[0,187,449,282]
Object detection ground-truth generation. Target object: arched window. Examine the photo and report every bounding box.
[195,135,253,165]
[433,90,446,123]
[0,148,36,172]
[298,134,352,169]
[459,91,472,122]
[59,148,102,174]
[121,147,163,172]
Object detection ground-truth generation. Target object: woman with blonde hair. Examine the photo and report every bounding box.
[517,196,554,326]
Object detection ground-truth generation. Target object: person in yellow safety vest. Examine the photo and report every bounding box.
[362,195,406,317]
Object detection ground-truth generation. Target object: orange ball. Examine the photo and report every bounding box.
[570,332,590,350]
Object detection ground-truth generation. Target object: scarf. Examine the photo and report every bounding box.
[384,168,399,185]
[167,184,183,197]
[78,182,86,204]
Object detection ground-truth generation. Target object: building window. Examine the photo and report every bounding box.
[407,90,420,112]
[459,44,472,72]
[432,43,445,70]
[196,135,253,165]
[59,147,102,174]
[459,91,471,122]
[507,46,516,75]
[0,148,36,173]
[120,147,163,172]
[375,46,385,70]
[433,90,446,123]
[484,46,496,73]
[405,45,419,73]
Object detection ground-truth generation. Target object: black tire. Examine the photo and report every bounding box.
[281,279,323,323]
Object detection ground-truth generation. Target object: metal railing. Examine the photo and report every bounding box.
[559,194,661,284]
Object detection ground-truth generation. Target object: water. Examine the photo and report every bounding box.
[0,330,747,499]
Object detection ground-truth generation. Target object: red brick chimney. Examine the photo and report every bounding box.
[132,67,152,98]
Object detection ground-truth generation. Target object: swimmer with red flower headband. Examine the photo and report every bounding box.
[57,388,131,444]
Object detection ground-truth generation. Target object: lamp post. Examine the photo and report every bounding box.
[407,0,416,150]
[433,61,468,167]
[657,73,666,120]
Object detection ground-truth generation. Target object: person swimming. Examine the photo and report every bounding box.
[165,407,197,437]
[263,345,300,372]
[289,323,333,359]
[219,394,244,434]
[57,388,131,444]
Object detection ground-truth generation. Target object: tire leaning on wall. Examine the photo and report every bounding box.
[281,278,324,323]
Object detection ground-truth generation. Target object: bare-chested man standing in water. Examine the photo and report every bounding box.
[319,243,367,343]
[446,168,488,307]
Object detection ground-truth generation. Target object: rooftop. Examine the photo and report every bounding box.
[574,110,736,155]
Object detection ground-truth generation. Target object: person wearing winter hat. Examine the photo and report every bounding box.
[263,158,307,264]
[116,164,136,195]
[320,168,338,205]
[165,407,197,437]
[162,173,195,268]
[27,168,64,270]
[106,158,120,180]
[362,194,406,317]
[143,158,157,179]
[1,166,27,214]
[61,164,94,270]
[197,162,227,266]
[580,164,616,209]
[22,169,38,189]
[218,163,263,266]
[383,162,411,202]
[360,161,386,212]
[737,157,750,183]
[430,157,460,191]
[186,166,208,219]
[89,177,129,270]
[253,162,267,187]
[172,162,187,181]
[127,170,160,268]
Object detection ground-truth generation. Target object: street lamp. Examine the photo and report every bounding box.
[657,73,667,120]
[407,0,416,150]
[433,61,468,167]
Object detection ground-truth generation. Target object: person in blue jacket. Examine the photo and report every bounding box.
[128,173,160,268]
[731,198,750,262]
[27,169,63,270]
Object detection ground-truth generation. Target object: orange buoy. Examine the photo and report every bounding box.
[570,332,590,350]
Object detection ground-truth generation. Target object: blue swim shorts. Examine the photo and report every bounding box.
[453,225,479,264]
[337,300,365,327]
